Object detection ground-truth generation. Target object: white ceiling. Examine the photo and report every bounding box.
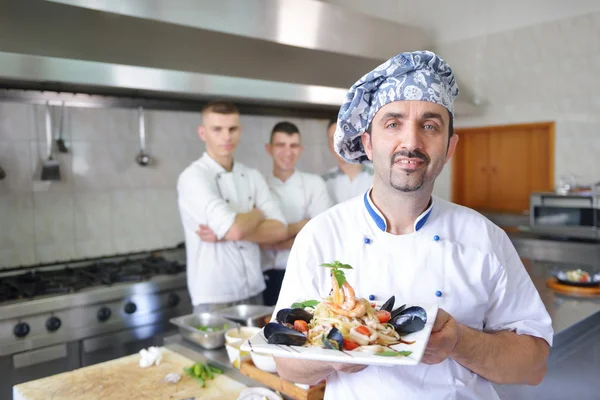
[322,0,600,44]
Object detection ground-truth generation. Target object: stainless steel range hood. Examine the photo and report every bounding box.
[0,0,480,115]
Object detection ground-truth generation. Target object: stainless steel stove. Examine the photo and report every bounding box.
[0,246,192,399]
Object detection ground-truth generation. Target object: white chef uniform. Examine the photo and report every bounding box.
[275,189,553,400]
[177,152,287,306]
[321,164,374,204]
[262,170,333,270]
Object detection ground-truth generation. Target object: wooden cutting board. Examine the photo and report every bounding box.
[13,347,246,400]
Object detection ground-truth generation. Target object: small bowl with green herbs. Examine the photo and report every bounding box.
[170,312,237,349]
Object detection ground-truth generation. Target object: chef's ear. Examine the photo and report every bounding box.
[265,142,273,155]
[445,133,459,163]
[361,132,373,161]
[198,125,206,142]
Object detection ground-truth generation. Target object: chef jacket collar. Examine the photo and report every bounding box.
[363,187,433,232]
[202,152,237,174]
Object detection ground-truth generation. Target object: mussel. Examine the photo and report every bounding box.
[390,304,407,320]
[389,306,427,335]
[276,307,313,325]
[263,322,307,346]
[380,295,395,312]
[321,327,344,351]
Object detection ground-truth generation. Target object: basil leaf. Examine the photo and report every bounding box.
[374,350,413,357]
[291,299,320,309]
[332,269,346,287]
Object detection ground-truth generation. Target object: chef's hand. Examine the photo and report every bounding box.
[331,362,368,374]
[421,308,459,365]
[196,225,221,242]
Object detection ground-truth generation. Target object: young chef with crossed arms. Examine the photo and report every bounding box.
[260,122,333,306]
[273,51,552,399]
[177,100,287,313]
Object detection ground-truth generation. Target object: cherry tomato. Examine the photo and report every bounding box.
[376,310,391,323]
[294,320,308,333]
[355,325,371,337]
[343,339,359,350]
[370,303,376,308]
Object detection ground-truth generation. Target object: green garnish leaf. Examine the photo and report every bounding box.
[321,261,353,270]
[291,299,320,309]
[375,350,412,357]
[332,269,346,288]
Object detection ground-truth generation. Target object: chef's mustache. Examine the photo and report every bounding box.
[391,150,430,165]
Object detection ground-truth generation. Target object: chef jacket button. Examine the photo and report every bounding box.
[363,237,371,244]
[435,291,442,297]
[433,235,440,241]
[368,294,375,301]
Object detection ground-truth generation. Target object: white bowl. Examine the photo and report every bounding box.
[250,351,277,373]
[225,326,261,346]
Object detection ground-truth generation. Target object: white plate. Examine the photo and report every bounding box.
[240,303,438,367]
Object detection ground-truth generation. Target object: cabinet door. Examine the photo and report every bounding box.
[488,127,553,212]
[453,128,490,210]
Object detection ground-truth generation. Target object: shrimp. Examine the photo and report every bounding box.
[325,300,367,318]
[330,273,357,310]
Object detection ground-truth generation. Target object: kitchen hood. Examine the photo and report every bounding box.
[0,0,480,115]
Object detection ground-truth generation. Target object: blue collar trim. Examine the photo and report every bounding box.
[363,189,433,232]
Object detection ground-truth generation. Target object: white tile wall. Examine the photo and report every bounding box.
[433,11,600,200]
[0,103,335,268]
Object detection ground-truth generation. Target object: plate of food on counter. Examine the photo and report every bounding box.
[240,261,438,367]
[555,268,600,287]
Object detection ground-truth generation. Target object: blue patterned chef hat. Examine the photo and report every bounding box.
[334,50,459,164]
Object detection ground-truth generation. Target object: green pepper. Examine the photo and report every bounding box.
[203,363,214,380]
[208,365,223,374]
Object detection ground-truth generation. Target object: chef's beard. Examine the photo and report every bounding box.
[389,150,430,192]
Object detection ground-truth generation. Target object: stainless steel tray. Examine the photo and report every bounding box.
[213,304,275,327]
[169,312,236,349]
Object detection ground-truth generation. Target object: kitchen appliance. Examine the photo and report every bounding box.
[0,247,191,400]
[529,191,600,240]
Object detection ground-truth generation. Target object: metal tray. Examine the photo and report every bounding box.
[213,304,275,327]
[169,312,237,349]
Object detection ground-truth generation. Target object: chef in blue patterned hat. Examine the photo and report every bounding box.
[273,51,552,399]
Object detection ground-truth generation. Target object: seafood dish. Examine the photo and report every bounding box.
[262,261,428,357]
[555,268,600,287]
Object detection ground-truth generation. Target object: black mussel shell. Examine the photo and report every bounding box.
[276,308,292,324]
[380,295,395,312]
[390,303,407,320]
[389,306,427,335]
[321,327,344,351]
[283,308,314,325]
[263,322,307,346]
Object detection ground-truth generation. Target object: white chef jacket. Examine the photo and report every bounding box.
[275,189,553,400]
[321,164,374,204]
[177,153,287,306]
[262,170,333,270]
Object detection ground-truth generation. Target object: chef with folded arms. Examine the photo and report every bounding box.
[260,121,333,306]
[273,51,553,399]
[177,100,287,313]
[322,119,374,204]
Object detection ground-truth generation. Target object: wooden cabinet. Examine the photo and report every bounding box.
[452,122,554,213]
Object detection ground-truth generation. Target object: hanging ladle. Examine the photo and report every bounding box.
[55,101,68,153]
[135,106,151,167]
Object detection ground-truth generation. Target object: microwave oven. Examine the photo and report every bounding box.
[529,192,600,240]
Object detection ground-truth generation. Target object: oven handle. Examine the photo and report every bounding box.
[13,344,67,369]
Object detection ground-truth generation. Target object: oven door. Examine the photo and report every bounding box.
[3,342,81,400]
[80,322,177,367]
[530,194,598,239]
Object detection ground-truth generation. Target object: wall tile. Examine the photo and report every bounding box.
[0,103,35,142]
[0,194,34,249]
[33,191,75,246]
[0,141,33,195]
[73,192,111,241]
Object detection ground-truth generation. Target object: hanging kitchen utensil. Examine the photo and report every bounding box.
[55,101,68,153]
[0,163,5,180]
[41,102,61,181]
[135,106,151,167]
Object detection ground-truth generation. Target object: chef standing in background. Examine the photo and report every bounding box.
[177,100,287,313]
[321,119,374,204]
[261,122,332,306]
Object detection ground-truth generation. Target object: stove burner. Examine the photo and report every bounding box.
[0,255,185,303]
